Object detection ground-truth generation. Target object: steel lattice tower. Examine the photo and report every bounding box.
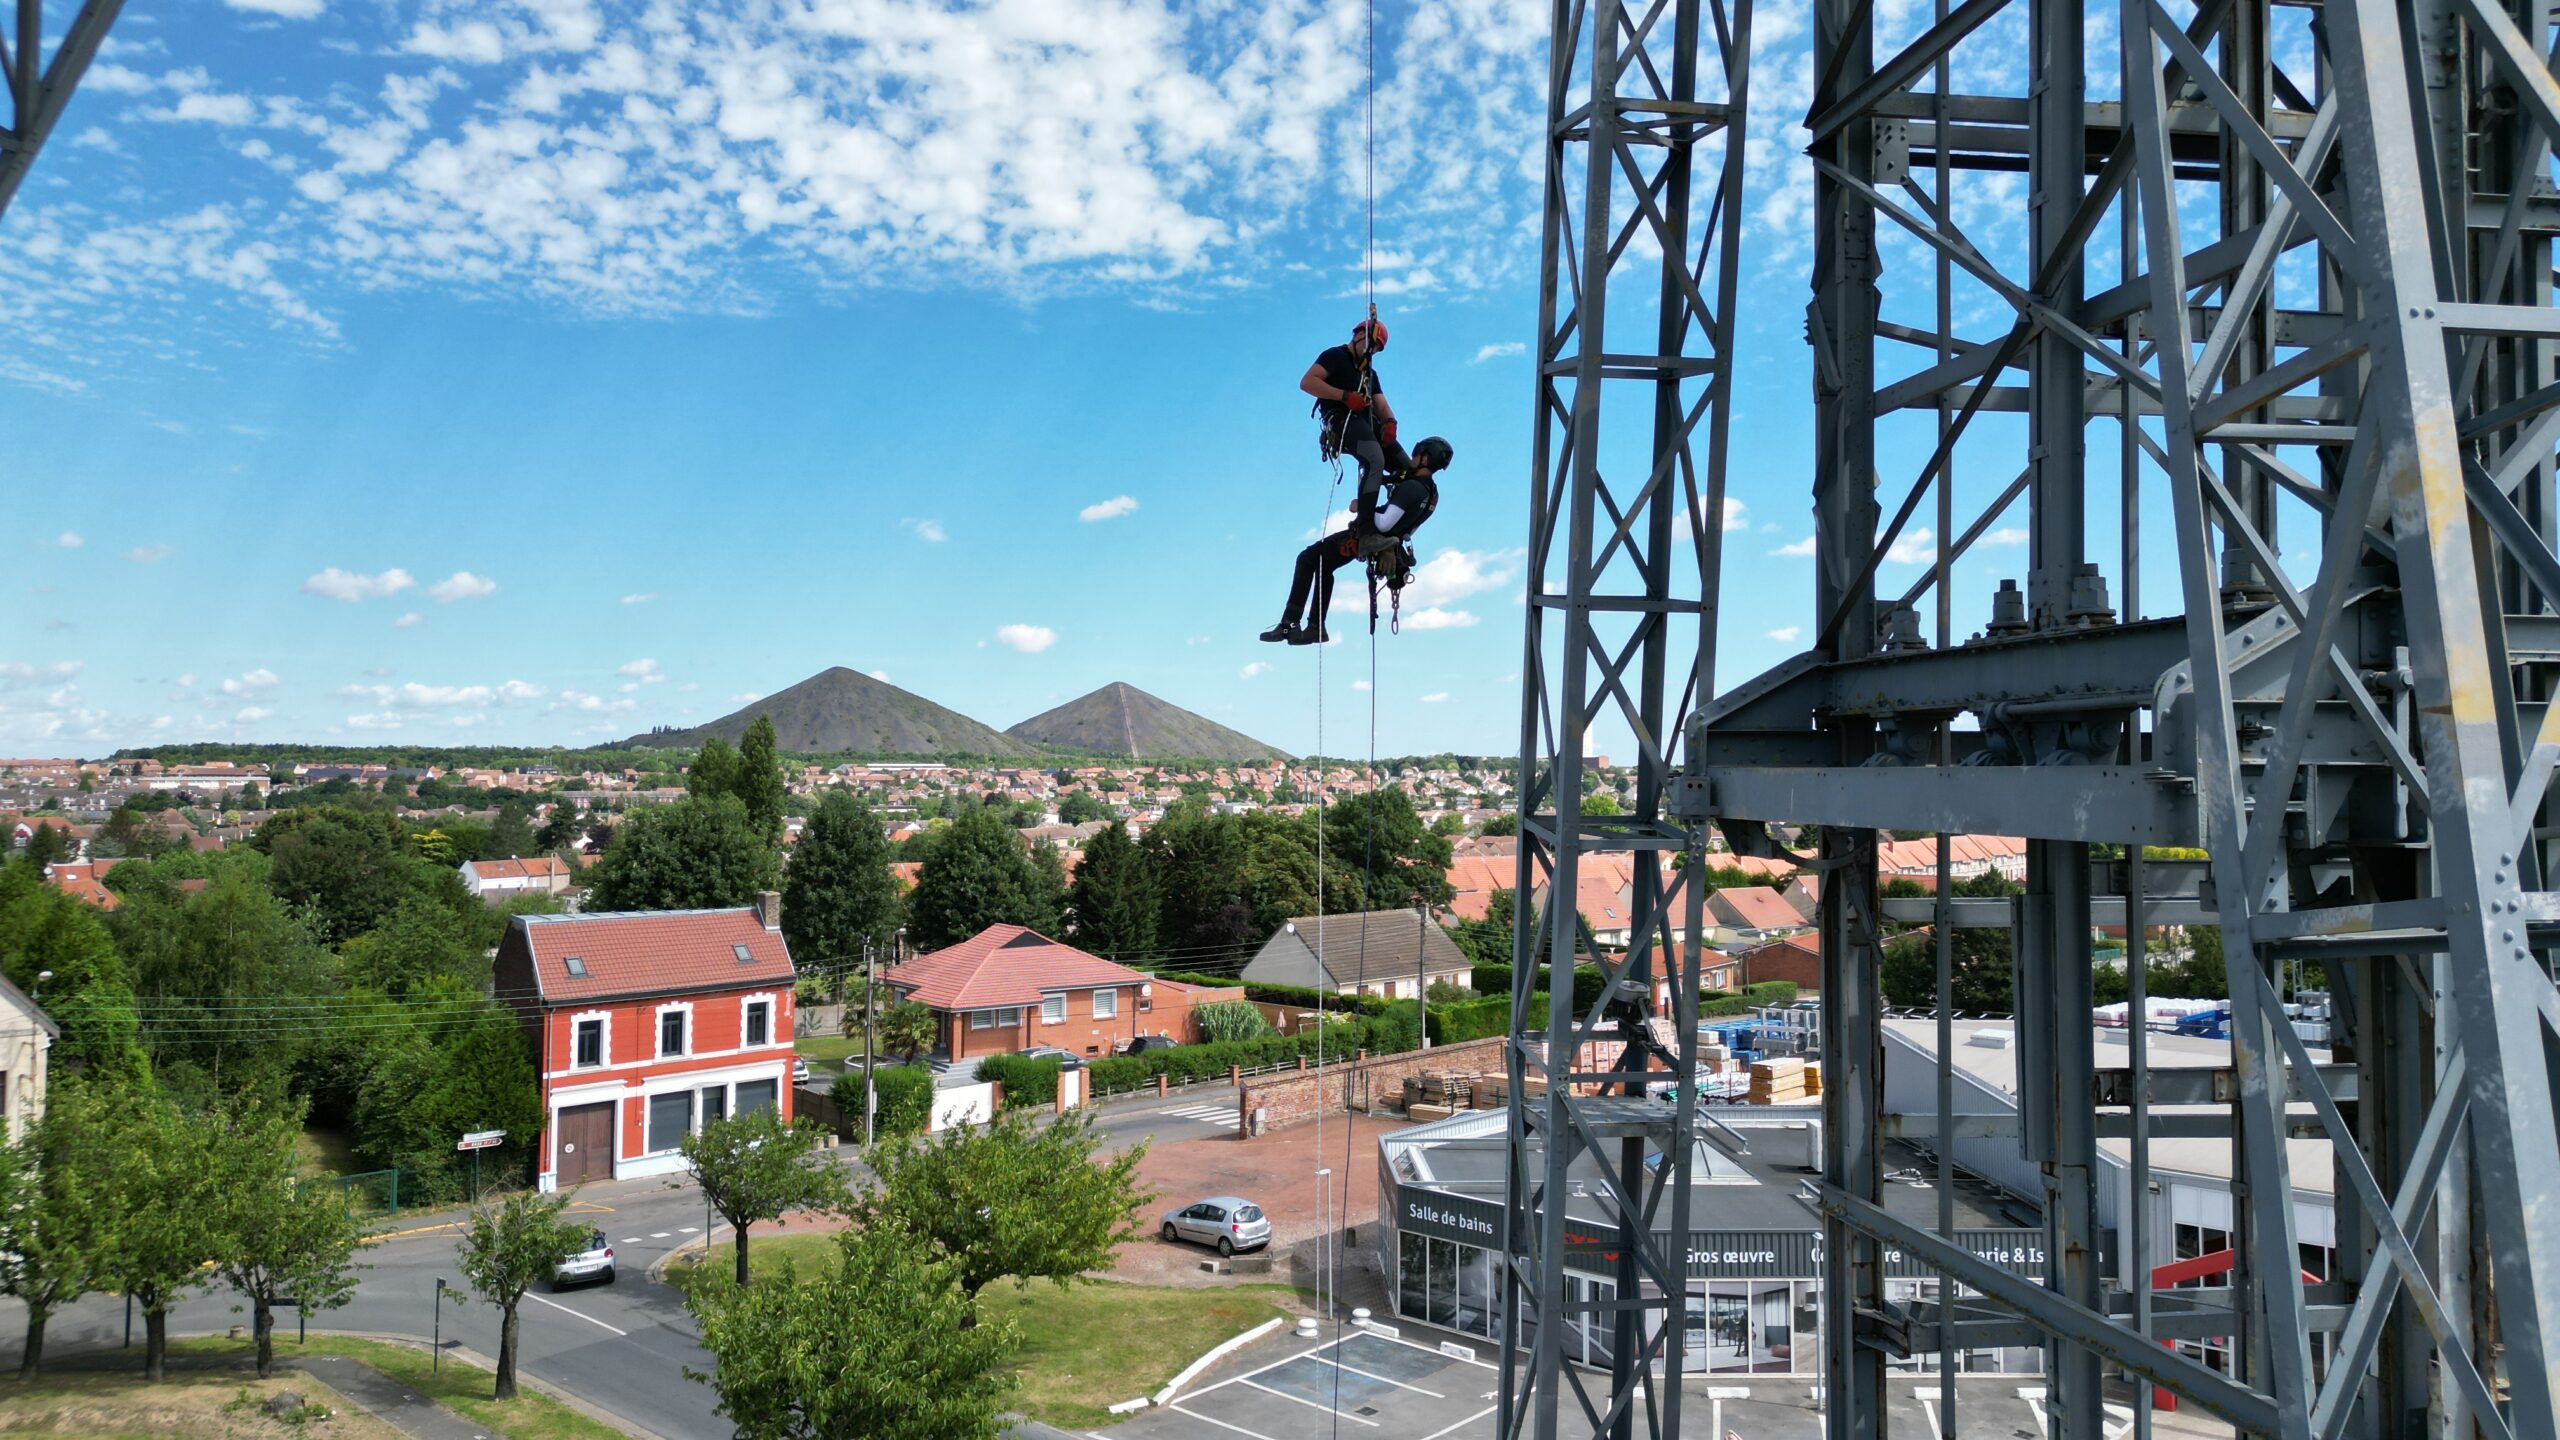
[1503,0,1750,1436]
[1583,0,2560,1431]
[0,0,126,223]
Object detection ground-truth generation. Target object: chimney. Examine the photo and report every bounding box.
[755,890,782,932]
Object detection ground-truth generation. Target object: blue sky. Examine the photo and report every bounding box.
[0,0,2112,761]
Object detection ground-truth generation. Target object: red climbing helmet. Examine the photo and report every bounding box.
[1352,317,1388,352]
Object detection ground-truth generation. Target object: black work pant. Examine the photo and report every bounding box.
[1283,531,1365,631]
[1335,412,1411,499]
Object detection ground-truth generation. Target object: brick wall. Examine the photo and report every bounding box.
[1235,1036,1510,1133]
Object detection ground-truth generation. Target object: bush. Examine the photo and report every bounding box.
[1743,980,1800,1006]
[1361,1000,1420,1055]
[1426,994,1512,1045]
[976,1052,1062,1109]
[834,1064,935,1138]
[1152,970,1246,990]
[1077,1018,1378,1095]
[1194,999,1272,1044]
[1464,960,1609,1012]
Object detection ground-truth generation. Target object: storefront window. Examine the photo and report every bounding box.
[1399,1233,1428,1321]
[1455,1244,1499,1337]
[1429,1239,1459,1328]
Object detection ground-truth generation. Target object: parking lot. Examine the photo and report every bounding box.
[1107,1329,1497,1440]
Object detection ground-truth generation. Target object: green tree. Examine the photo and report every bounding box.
[19,824,71,869]
[1447,887,1517,970]
[1581,792,1623,817]
[484,804,539,860]
[843,998,937,1064]
[1056,792,1110,826]
[905,809,1061,948]
[586,796,781,913]
[209,1101,368,1377]
[1066,822,1158,959]
[1319,791,1455,913]
[681,1108,849,1286]
[1144,804,1257,959]
[685,1219,1018,1440]
[855,1107,1148,1306]
[89,1084,227,1381]
[0,1081,114,1376]
[0,862,145,1074]
[344,983,545,1200]
[535,801,585,852]
[735,716,789,847]
[340,894,487,998]
[255,806,419,943]
[1881,870,2025,1012]
[109,864,334,1095]
[783,792,901,981]
[454,1188,591,1401]
[689,737,741,802]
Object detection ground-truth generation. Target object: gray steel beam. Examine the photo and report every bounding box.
[0,0,125,223]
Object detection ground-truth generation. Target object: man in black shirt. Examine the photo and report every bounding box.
[1301,317,1407,498]
[1261,436,1454,646]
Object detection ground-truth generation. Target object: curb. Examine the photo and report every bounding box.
[315,1329,674,1440]
[1152,1315,1288,1405]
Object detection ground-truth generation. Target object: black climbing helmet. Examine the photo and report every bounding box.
[1413,435,1454,472]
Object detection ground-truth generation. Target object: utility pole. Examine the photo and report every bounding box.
[862,941,877,1147]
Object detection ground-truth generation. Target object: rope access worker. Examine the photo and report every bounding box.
[1304,317,1407,496]
[1261,435,1455,646]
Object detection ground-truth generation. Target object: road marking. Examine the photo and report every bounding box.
[1157,1104,1238,1124]
[619,1237,644,1245]
[1238,1378,1380,1427]
[649,1232,672,1238]
[1417,1407,1498,1440]
[678,1226,700,1233]
[1317,1358,1443,1398]
[1167,1403,1282,1440]
[525,1291,628,1336]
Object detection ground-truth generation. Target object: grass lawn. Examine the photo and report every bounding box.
[0,1356,404,1440]
[670,1232,1295,1430]
[171,1335,632,1440]
[792,1035,861,1072]
[294,1126,357,1178]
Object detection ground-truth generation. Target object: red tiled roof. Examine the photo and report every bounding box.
[514,908,795,1004]
[882,925,1150,1012]
[466,856,569,881]
[1710,885,1806,931]
[45,861,120,911]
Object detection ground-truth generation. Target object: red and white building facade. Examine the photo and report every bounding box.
[495,896,798,1191]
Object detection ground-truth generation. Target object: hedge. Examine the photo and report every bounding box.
[1083,1015,1384,1095]
[1743,980,1800,1006]
[977,1052,1063,1109]
[1466,961,1609,1013]
[1426,994,1513,1045]
[1152,969,1398,1017]
[830,1063,936,1138]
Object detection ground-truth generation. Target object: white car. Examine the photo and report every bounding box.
[1161,1196,1272,1258]
[792,1056,812,1084]
[551,1228,616,1290]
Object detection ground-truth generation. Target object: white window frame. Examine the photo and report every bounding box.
[968,1007,1021,1031]
[1091,988,1118,1020]
[569,1009,611,1070]
[741,991,780,1049]
[1041,994,1066,1025]
[655,1000,695,1058]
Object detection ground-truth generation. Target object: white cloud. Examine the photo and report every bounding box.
[124,543,173,563]
[393,612,424,628]
[1239,662,1271,679]
[1400,607,1480,630]
[1983,527,2029,547]
[1884,527,1939,566]
[303,566,415,601]
[233,706,274,722]
[1724,497,1749,532]
[621,592,657,605]
[904,518,948,543]
[1420,692,1452,703]
[1771,536,1817,558]
[51,532,82,549]
[159,92,259,126]
[0,662,82,690]
[1303,508,1358,541]
[867,670,890,683]
[729,691,766,705]
[227,0,326,16]
[345,712,402,730]
[1352,679,1372,692]
[1471,341,1526,363]
[1079,495,1140,523]
[1403,547,1522,611]
[618,658,666,685]
[338,680,492,709]
[1767,626,1802,643]
[995,624,1056,654]
[428,570,498,603]
[551,689,636,714]
[220,668,280,696]
[1184,635,1212,647]
[497,679,545,701]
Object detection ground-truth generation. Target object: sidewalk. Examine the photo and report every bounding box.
[288,1353,489,1440]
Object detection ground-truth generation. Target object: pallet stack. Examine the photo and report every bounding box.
[1745,1057,1810,1105]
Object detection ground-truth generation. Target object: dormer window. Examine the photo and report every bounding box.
[563,955,588,979]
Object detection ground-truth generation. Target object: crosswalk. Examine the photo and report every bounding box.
[617,1226,701,1245]
[1157,1103,1239,1126]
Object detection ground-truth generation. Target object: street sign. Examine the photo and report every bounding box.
[456,1130,506,1151]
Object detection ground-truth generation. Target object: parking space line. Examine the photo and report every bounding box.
[1238,1378,1380,1427]
[1417,1405,1498,1440]
[1350,1329,1502,1370]
[1167,1403,1282,1440]
[1319,1358,1444,1398]
[1181,1339,1344,1397]
[524,1291,628,1336]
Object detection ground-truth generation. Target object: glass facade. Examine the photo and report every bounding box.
[1398,1232,1505,1345]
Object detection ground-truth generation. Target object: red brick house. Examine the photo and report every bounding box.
[494,895,798,1191]
[1736,932,1822,991]
[881,925,1202,1065]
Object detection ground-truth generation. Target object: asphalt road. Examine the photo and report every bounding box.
[0,1086,1246,1439]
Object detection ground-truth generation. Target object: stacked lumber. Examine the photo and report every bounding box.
[1746,1057,1809,1104]
[1802,1061,1823,1097]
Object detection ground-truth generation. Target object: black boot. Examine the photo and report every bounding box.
[1259,621,1300,644]
[1288,622,1328,646]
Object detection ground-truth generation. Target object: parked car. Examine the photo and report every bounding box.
[552,1228,615,1290]
[792,1056,812,1084]
[1121,1034,1183,1056]
[1020,1045,1086,1069]
[1161,1196,1271,1257]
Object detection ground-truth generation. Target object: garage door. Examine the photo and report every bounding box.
[556,1102,614,1186]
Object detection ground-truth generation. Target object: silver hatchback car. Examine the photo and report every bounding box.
[551,1228,616,1290]
[1161,1196,1271,1257]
